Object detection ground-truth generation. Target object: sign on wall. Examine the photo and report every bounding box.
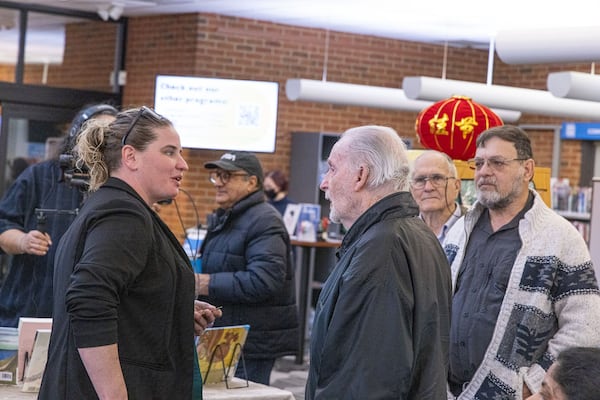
[561,122,600,140]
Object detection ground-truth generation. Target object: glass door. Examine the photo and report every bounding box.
[0,102,74,198]
[0,102,77,284]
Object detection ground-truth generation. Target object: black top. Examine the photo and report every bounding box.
[39,178,196,399]
[268,195,294,216]
[306,192,452,399]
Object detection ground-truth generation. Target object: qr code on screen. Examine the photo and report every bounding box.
[236,104,260,127]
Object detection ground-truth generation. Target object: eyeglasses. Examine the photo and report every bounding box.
[467,157,529,171]
[121,106,164,146]
[208,170,249,185]
[410,174,455,189]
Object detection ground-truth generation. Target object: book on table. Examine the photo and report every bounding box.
[283,204,301,237]
[294,204,321,242]
[0,326,18,384]
[196,324,249,384]
[17,317,52,383]
[21,328,51,392]
[285,203,321,242]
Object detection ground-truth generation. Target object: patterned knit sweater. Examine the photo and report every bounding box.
[444,190,600,400]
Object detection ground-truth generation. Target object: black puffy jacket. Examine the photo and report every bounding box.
[198,190,299,359]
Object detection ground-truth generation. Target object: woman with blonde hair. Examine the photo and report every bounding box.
[39,106,221,400]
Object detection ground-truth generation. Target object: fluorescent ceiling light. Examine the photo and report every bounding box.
[285,79,522,123]
[547,71,600,102]
[403,76,600,121]
[496,26,600,64]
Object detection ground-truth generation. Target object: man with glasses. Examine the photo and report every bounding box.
[444,125,600,400]
[410,150,466,244]
[195,151,299,385]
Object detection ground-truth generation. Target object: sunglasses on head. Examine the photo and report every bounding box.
[121,106,165,147]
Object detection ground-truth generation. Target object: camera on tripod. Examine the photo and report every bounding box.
[59,152,89,189]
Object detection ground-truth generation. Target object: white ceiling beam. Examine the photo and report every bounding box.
[403,76,600,121]
[496,26,600,64]
[547,71,600,102]
[285,78,522,123]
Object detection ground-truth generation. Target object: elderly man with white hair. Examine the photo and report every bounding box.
[305,125,452,400]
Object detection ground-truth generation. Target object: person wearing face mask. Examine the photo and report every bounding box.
[264,170,295,216]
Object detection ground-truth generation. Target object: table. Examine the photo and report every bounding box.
[291,239,340,364]
[0,385,36,400]
[204,378,295,400]
[0,378,295,400]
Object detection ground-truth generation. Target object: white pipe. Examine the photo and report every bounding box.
[486,38,495,85]
[547,71,600,102]
[285,78,522,123]
[496,26,600,64]
[403,76,600,121]
[286,78,429,111]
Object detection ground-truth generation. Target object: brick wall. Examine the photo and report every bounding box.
[47,22,117,91]
[112,13,589,235]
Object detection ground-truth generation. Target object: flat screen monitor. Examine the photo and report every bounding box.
[154,75,279,152]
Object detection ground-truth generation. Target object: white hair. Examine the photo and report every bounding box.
[410,150,458,179]
[339,125,410,192]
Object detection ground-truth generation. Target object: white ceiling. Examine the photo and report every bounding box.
[2,0,600,65]
[8,0,600,47]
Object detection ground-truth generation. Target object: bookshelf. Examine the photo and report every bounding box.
[551,179,592,244]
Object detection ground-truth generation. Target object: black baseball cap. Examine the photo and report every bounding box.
[204,151,264,184]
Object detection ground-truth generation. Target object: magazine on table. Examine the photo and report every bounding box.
[196,324,250,384]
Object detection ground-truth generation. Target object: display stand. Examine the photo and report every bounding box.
[203,343,248,389]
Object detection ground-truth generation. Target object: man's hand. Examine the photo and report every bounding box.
[20,230,52,255]
[0,229,52,256]
[523,382,532,398]
[194,301,223,336]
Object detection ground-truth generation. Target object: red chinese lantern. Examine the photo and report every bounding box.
[415,95,504,160]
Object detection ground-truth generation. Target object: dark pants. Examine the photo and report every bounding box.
[234,357,276,385]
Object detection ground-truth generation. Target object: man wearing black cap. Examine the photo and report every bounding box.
[195,151,299,385]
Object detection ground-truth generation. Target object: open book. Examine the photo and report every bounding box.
[196,325,249,384]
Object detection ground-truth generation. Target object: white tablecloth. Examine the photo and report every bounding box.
[0,384,37,399]
[0,378,295,400]
[204,378,295,400]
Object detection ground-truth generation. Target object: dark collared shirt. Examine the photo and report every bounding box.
[449,193,534,395]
